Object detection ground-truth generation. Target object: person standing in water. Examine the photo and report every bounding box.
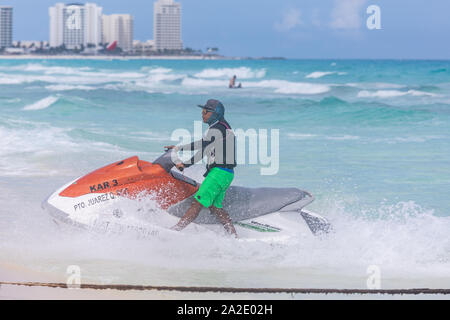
[165,99,238,237]
[229,75,242,89]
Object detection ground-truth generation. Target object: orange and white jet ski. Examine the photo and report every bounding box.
[42,151,331,240]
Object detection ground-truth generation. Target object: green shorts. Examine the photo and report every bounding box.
[194,168,234,209]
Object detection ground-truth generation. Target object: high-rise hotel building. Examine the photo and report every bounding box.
[0,6,13,48]
[49,2,102,49]
[154,0,182,51]
[102,14,134,52]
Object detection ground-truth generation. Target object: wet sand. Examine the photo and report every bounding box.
[1,264,449,300]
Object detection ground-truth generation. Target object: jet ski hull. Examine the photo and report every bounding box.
[42,154,331,240]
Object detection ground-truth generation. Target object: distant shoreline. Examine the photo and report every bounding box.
[0,54,226,60]
[0,55,448,61]
[0,54,286,60]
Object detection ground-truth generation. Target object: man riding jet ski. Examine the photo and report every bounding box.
[165,99,238,236]
[42,100,331,240]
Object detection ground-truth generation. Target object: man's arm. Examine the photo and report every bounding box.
[182,137,215,168]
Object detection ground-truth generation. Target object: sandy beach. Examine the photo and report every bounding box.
[1,264,449,300]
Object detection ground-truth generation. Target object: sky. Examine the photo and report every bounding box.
[2,0,450,59]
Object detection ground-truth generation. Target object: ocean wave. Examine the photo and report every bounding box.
[358,89,437,98]
[3,98,21,103]
[326,135,360,141]
[305,71,346,79]
[141,67,173,74]
[181,77,228,87]
[0,119,138,177]
[287,133,318,140]
[288,133,360,141]
[0,123,74,156]
[315,199,450,276]
[180,78,331,94]
[128,131,171,142]
[374,135,444,144]
[23,96,59,111]
[101,72,187,92]
[194,67,266,79]
[0,123,77,176]
[0,77,25,85]
[0,63,93,75]
[45,85,96,91]
[141,72,187,83]
[287,132,442,144]
[346,82,406,90]
[249,80,331,94]
[1,72,146,86]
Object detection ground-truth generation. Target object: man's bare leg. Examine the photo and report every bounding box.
[210,206,238,237]
[172,200,203,231]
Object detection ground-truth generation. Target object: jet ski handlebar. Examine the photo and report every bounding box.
[154,150,181,173]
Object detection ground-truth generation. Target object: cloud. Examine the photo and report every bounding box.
[330,0,367,30]
[274,9,302,32]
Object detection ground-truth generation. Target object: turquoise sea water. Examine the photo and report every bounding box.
[0,59,449,289]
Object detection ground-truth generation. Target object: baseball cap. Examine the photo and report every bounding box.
[197,99,224,113]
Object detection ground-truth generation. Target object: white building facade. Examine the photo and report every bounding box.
[133,39,155,55]
[102,14,133,52]
[0,6,13,48]
[49,2,102,49]
[154,0,182,51]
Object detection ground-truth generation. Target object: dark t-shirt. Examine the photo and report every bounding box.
[179,120,237,177]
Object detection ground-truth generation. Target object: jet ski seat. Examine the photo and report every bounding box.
[168,186,314,224]
[155,150,315,224]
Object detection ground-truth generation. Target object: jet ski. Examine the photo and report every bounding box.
[42,150,331,240]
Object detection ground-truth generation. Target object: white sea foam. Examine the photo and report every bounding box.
[45,85,95,91]
[2,192,449,288]
[0,63,93,75]
[194,67,266,79]
[43,66,93,75]
[23,96,59,111]
[181,78,228,87]
[275,82,330,94]
[346,82,406,90]
[181,78,331,95]
[287,133,318,140]
[305,71,347,79]
[4,98,21,103]
[0,123,77,176]
[143,72,186,83]
[288,133,360,141]
[306,71,333,79]
[374,135,443,144]
[0,66,150,86]
[0,120,133,177]
[0,124,73,157]
[326,135,360,141]
[248,80,331,94]
[140,66,173,74]
[358,89,437,98]
[102,72,187,92]
[0,77,25,84]
[128,131,171,142]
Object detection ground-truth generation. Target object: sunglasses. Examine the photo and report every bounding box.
[202,109,213,115]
